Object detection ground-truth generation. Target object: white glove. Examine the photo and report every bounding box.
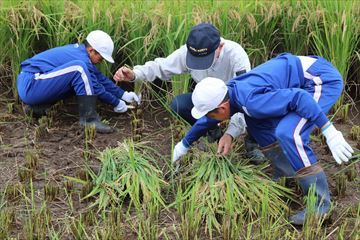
[121,91,140,104]
[322,123,354,164]
[172,141,189,164]
[114,100,128,113]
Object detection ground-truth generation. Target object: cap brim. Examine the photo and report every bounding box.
[100,53,114,63]
[186,51,215,70]
[191,106,208,119]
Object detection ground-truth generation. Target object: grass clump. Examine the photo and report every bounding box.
[350,125,360,142]
[174,147,293,239]
[86,140,167,212]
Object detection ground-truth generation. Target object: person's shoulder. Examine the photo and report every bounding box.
[53,43,83,52]
[174,44,188,55]
[65,43,85,50]
[223,38,244,50]
[160,44,187,60]
[222,39,247,59]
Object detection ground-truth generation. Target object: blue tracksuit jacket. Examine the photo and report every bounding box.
[182,53,343,171]
[17,44,124,106]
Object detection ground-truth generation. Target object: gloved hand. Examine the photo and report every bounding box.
[172,141,189,164]
[322,123,353,164]
[121,91,140,104]
[114,100,128,113]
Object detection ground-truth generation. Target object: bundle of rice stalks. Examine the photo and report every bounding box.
[175,147,293,239]
[86,140,167,212]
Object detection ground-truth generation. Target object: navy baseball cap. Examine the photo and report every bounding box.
[186,23,220,70]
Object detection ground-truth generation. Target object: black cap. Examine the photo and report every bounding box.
[186,23,220,70]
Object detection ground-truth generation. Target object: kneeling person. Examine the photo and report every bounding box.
[17,30,139,133]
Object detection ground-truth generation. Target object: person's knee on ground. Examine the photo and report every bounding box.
[289,164,331,225]
[77,95,113,134]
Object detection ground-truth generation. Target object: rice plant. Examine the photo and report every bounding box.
[44,181,60,201]
[302,185,328,240]
[2,1,43,99]
[350,125,360,141]
[281,1,309,54]
[4,182,24,202]
[86,140,167,212]
[174,146,293,239]
[242,1,283,65]
[94,207,124,239]
[335,172,347,197]
[34,115,50,140]
[0,190,14,239]
[84,124,96,159]
[21,180,53,240]
[305,0,360,108]
[69,214,91,240]
[24,148,39,170]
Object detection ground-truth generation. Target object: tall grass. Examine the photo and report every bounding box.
[281,1,309,55]
[2,2,42,100]
[0,0,358,107]
[305,0,360,107]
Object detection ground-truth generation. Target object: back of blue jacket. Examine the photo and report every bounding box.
[20,44,124,106]
[183,53,335,147]
[21,44,93,73]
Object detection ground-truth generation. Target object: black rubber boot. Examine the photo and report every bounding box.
[77,95,113,134]
[22,102,52,118]
[261,142,296,181]
[289,166,331,225]
[245,134,267,165]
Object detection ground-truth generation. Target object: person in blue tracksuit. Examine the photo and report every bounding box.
[17,30,139,133]
[172,53,354,225]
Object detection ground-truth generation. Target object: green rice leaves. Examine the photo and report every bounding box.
[176,149,293,238]
[86,140,167,212]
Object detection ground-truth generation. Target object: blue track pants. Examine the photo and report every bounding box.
[246,57,343,171]
[17,60,95,105]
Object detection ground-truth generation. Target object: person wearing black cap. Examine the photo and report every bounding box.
[114,23,264,161]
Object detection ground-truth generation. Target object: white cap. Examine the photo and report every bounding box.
[191,77,228,119]
[86,30,114,63]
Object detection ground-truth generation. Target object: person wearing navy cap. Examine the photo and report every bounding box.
[185,23,222,70]
[114,23,265,162]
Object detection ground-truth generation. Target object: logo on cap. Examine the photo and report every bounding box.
[186,23,220,70]
[189,46,208,55]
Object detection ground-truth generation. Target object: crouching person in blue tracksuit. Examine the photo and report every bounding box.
[172,53,354,225]
[17,30,140,133]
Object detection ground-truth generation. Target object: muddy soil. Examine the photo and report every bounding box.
[0,86,359,238]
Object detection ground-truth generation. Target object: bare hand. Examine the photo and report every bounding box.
[217,133,233,155]
[114,66,135,82]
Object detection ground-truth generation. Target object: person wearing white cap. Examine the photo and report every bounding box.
[113,23,265,161]
[17,30,140,133]
[173,52,354,225]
